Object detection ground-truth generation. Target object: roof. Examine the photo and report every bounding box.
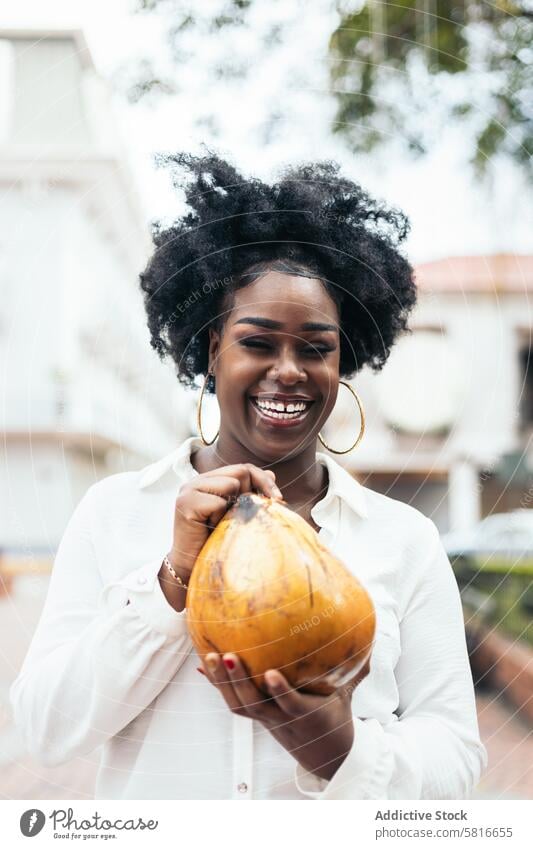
[415,254,533,294]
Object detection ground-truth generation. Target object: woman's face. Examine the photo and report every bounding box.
[207,270,341,462]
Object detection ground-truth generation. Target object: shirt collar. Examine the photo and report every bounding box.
[138,435,367,519]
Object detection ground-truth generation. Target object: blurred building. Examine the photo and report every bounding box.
[325,253,533,533]
[1,30,532,565]
[0,29,193,565]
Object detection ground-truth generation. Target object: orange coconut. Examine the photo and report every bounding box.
[186,493,375,695]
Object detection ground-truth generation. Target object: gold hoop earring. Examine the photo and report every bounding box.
[197,372,219,446]
[318,380,365,455]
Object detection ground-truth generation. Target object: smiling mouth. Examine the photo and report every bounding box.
[249,397,315,425]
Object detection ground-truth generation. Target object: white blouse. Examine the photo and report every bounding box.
[10,436,487,800]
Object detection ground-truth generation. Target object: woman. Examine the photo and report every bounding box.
[10,153,487,800]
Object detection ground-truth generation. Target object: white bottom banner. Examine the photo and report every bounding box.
[0,799,530,848]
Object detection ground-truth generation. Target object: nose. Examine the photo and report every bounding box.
[266,346,307,384]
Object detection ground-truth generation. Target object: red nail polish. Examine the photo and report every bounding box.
[224,658,235,671]
[196,666,206,675]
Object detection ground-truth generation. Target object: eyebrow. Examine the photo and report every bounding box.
[233,316,338,332]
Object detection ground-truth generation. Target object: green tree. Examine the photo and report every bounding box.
[123,0,533,178]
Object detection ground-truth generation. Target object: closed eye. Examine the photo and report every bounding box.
[239,340,335,355]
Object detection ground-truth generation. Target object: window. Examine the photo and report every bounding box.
[518,342,533,428]
[2,36,89,145]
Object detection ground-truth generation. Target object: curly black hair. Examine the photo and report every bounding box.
[139,150,417,393]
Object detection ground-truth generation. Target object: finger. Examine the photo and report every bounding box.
[204,653,249,717]
[216,464,282,499]
[176,486,240,533]
[338,656,372,701]
[263,669,309,718]
[180,474,240,513]
[183,469,280,524]
[187,476,243,526]
[190,475,241,501]
[175,488,231,523]
[222,654,280,723]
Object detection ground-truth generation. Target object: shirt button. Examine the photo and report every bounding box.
[237,782,248,793]
[137,575,147,585]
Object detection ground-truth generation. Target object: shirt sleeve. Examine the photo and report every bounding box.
[9,484,191,769]
[293,520,488,799]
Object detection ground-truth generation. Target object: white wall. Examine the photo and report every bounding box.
[0,31,196,552]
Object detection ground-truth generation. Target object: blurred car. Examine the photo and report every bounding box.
[441,509,533,560]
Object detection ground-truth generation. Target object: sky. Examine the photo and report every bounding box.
[2,0,532,264]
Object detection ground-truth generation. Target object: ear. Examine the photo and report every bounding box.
[207,327,220,375]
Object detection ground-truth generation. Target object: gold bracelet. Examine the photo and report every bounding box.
[163,555,189,589]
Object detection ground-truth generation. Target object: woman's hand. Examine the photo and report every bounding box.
[167,463,282,577]
[199,652,371,783]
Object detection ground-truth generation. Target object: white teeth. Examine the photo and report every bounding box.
[255,398,308,413]
[252,398,311,421]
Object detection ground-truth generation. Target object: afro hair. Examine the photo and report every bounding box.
[139,150,417,393]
